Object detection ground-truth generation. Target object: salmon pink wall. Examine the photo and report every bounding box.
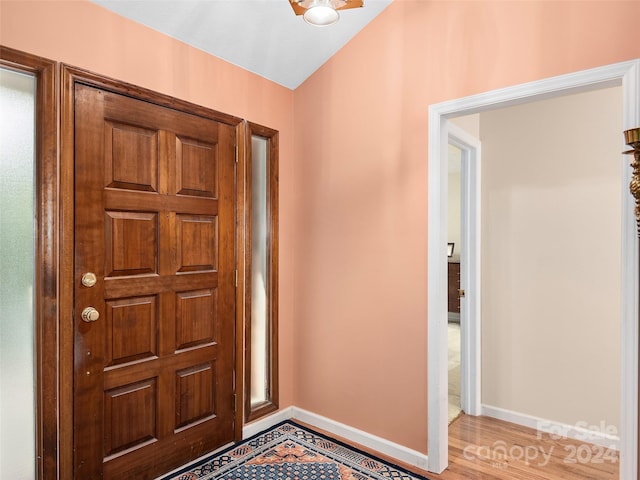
[0,0,295,409]
[293,0,640,453]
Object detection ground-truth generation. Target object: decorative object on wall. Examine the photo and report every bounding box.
[289,0,364,26]
[447,242,455,258]
[623,127,640,234]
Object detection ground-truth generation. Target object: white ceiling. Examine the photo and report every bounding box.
[90,0,392,90]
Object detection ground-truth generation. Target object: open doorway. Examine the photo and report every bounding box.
[427,60,640,479]
[447,123,482,425]
[446,125,482,426]
[447,144,462,424]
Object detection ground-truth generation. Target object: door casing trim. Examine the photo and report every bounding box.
[427,59,640,478]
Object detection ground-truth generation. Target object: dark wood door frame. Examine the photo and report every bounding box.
[58,65,245,479]
[0,46,59,480]
[243,122,279,423]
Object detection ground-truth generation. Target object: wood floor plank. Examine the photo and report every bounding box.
[430,415,619,480]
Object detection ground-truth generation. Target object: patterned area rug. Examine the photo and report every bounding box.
[159,421,431,480]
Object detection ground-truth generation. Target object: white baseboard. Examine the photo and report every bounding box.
[241,406,429,471]
[291,407,430,471]
[242,406,293,438]
[482,404,620,451]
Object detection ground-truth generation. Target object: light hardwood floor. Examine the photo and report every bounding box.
[431,415,619,480]
[298,415,619,480]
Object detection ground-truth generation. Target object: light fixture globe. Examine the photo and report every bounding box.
[304,5,339,26]
[299,0,346,27]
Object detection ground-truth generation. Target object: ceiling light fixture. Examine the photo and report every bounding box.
[289,0,364,27]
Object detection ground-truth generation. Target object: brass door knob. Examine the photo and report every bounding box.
[81,272,97,288]
[81,307,100,323]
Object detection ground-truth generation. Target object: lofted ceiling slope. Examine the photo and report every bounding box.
[90,0,393,90]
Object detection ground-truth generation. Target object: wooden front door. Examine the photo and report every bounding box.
[73,83,236,479]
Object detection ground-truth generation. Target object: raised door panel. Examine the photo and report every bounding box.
[104,211,158,277]
[104,379,158,457]
[176,214,217,273]
[104,121,158,192]
[175,363,216,429]
[105,296,158,366]
[176,289,217,350]
[176,136,217,198]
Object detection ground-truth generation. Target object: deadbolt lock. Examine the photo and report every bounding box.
[81,307,100,323]
[459,288,466,298]
[81,272,97,288]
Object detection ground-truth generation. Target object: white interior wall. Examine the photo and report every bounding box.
[479,86,622,431]
[451,114,479,139]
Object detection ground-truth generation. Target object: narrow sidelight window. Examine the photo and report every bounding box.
[0,66,36,479]
[245,123,278,422]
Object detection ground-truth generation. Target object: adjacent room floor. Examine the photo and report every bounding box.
[432,415,619,480]
[448,322,462,423]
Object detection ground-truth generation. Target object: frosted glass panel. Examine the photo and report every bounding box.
[250,135,268,406]
[0,67,36,479]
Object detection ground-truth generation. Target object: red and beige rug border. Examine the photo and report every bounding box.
[160,420,432,480]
